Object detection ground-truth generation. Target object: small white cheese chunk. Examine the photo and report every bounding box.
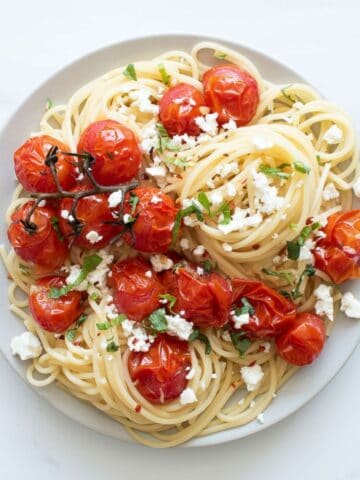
[196,267,204,276]
[260,342,271,353]
[38,200,46,207]
[108,190,123,208]
[150,255,173,272]
[66,265,88,291]
[180,387,198,405]
[194,113,219,136]
[252,136,273,151]
[145,270,152,278]
[123,214,133,224]
[222,119,237,131]
[193,245,205,256]
[165,314,193,340]
[226,183,237,198]
[323,125,343,144]
[11,332,42,360]
[185,367,195,380]
[222,243,232,252]
[146,166,167,177]
[314,284,334,321]
[340,292,360,319]
[180,238,190,250]
[240,364,264,392]
[232,312,250,329]
[322,183,340,202]
[298,245,314,263]
[60,209,69,219]
[85,230,103,245]
[257,413,265,424]
[209,190,224,206]
[150,195,162,205]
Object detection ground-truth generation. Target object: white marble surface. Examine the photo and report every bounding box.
[1,1,360,478]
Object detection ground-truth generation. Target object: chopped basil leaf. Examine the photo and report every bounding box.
[50,216,64,241]
[189,329,211,354]
[287,221,320,260]
[237,297,255,316]
[287,241,301,261]
[76,313,87,328]
[106,341,119,352]
[123,63,137,81]
[282,264,316,300]
[290,223,299,230]
[90,292,100,301]
[294,161,311,174]
[214,51,227,60]
[197,192,212,215]
[259,164,290,180]
[158,63,171,86]
[45,97,54,110]
[66,329,77,342]
[156,123,179,153]
[218,202,231,225]
[159,294,177,313]
[172,204,204,245]
[164,157,187,168]
[149,308,168,332]
[262,268,293,284]
[230,331,251,357]
[96,314,126,331]
[129,193,139,214]
[202,259,213,273]
[49,254,102,298]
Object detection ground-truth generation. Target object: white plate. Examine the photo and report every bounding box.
[0,33,359,447]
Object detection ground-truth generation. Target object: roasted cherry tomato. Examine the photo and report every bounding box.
[128,334,191,404]
[123,187,178,254]
[276,312,326,366]
[159,83,206,136]
[202,65,259,126]
[7,201,69,275]
[108,257,164,321]
[77,120,142,186]
[58,185,122,249]
[161,264,232,328]
[29,276,85,333]
[14,135,77,193]
[314,210,360,284]
[232,278,296,339]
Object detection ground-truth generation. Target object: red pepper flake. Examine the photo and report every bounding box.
[97,332,100,336]
[135,404,142,413]
[306,217,314,225]
[7,274,13,280]
[59,335,65,340]
[252,244,260,250]
[258,345,265,352]
[231,382,237,389]
[249,361,256,367]
[73,341,82,346]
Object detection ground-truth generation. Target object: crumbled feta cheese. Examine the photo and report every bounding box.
[150,195,162,205]
[193,245,205,256]
[222,243,232,252]
[38,200,46,207]
[61,209,69,219]
[216,161,239,178]
[272,233,279,240]
[222,119,237,131]
[314,284,334,321]
[252,168,285,214]
[11,331,42,360]
[129,87,159,114]
[122,320,154,352]
[165,313,193,340]
[104,302,119,320]
[85,230,103,245]
[196,267,204,276]
[195,113,219,136]
[322,183,340,201]
[257,413,265,424]
[211,373,217,379]
[123,214,133,224]
[298,245,314,263]
[273,255,283,266]
[146,166,167,177]
[353,177,360,197]
[184,216,197,227]
[87,249,114,290]
[66,265,88,291]
[209,190,224,206]
[252,136,273,151]
[180,387,198,405]
[240,364,264,392]
[108,190,123,208]
[323,125,343,144]
[249,400,256,408]
[168,133,197,150]
[185,366,195,380]
[226,183,237,198]
[150,255,173,272]
[217,207,263,235]
[145,270,152,278]
[340,292,360,319]
[180,238,190,250]
[232,312,250,329]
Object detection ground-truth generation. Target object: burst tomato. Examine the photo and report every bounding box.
[77,120,142,186]
[128,334,191,404]
[202,65,259,126]
[29,276,85,333]
[161,265,232,328]
[314,210,360,283]
[232,278,296,339]
[123,187,178,253]
[108,257,164,321]
[276,313,326,366]
[7,201,69,275]
[159,83,206,136]
[14,135,77,193]
[58,185,122,249]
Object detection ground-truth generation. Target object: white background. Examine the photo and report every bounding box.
[1,1,359,478]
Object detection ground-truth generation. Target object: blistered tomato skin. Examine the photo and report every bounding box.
[14,135,77,193]
[58,185,123,250]
[108,257,164,321]
[77,120,142,186]
[203,65,259,126]
[7,201,69,275]
[123,187,179,254]
[276,313,326,366]
[128,334,191,404]
[231,278,296,339]
[159,83,206,136]
[29,276,85,333]
[161,265,232,328]
[314,210,360,284]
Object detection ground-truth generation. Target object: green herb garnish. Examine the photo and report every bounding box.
[45,97,54,110]
[96,314,127,331]
[106,341,119,352]
[164,157,187,168]
[294,161,311,175]
[148,308,168,332]
[259,164,290,180]
[172,204,204,245]
[230,331,251,357]
[217,202,231,225]
[202,259,214,273]
[50,216,64,241]
[281,264,316,300]
[214,51,227,60]
[123,63,137,81]
[262,268,293,284]
[235,297,255,316]
[197,192,212,215]
[159,294,177,313]
[287,222,320,260]
[129,193,139,214]
[66,314,87,342]
[189,329,211,354]
[156,123,179,153]
[158,63,171,85]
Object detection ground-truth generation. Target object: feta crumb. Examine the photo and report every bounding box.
[85,230,103,245]
[273,255,283,266]
[145,270,152,278]
[226,183,237,198]
[209,190,224,206]
[66,265,88,291]
[222,119,237,131]
[314,284,334,321]
[38,200,46,207]
[252,168,284,214]
[322,183,340,202]
[257,413,265,424]
[146,166,167,177]
[196,267,204,276]
[123,214,133,224]
[166,313,193,340]
[249,400,256,408]
[193,245,205,256]
[180,238,190,250]
[61,209,69,219]
[180,387,198,405]
[232,312,250,329]
[108,190,123,208]
[222,243,232,252]
[195,113,219,136]
[240,364,264,392]
[185,367,195,380]
[353,177,360,198]
[11,331,42,360]
[122,320,154,352]
[340,292,360,319]
[129,87,159,114]
[216,161,239,178]
[298,244,314,263]
[252,136,273,151]
[323,125,343,144]
[150,195,162,205]
[211,373,217,379]
[150,255,173,272]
